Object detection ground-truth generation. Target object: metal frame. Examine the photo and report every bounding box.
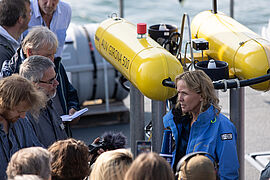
[245,151,270,172]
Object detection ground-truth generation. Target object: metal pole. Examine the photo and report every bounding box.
[213,0,217,14]
[130,85,144,156]
[230,0,234,18]
[102,58,109,112]
[230,87,245,180]
[151,100,166,153]
[119,0,124,18]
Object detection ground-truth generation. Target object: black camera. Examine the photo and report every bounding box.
[88,139,108,155]
[192,38,209,51]
[88,132,127,165]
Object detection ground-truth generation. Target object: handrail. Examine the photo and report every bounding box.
[162,73,270,91]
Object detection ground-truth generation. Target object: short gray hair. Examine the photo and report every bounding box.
[22,26,58,54]
[6,147,52,180]
[19,55,55,82]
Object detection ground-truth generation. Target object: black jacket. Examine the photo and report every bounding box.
[54,57,80,114]
[0,34,15,67]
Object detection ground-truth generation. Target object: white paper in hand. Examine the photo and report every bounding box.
[61,107,88,122]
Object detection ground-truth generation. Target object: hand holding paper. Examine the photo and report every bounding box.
[61,107,88,122]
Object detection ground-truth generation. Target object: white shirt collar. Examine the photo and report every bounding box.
[0,25,21,51]
[32,0,62,19]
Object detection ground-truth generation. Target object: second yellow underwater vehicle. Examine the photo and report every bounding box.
[191,10,270,91]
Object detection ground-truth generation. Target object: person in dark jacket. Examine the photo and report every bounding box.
[1,26,80,136]
[0,74,47,179]
[20,55,68,148]
[0,0,31,66]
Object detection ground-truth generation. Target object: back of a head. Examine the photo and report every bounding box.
[124,152,174,180]
[0,0,30,27]
[6,147,51,180]
[48,138,90,180]
[22,26,58,54]
[90,149,133,180]
[178,155,216,180]
[10,175,43,180]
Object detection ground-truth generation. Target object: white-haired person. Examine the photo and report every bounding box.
[6,147,51,180]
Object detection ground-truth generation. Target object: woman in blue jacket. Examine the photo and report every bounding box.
[163,70,239,180]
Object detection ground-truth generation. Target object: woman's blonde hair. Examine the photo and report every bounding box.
[90,149,133,180]
[175,70,221,115]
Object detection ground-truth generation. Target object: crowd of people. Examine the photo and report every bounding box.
[3,140,218,180]
[0,0,238,179]
[1,0,270,180]
[0,0,80,179]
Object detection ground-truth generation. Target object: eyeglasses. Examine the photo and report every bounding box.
[38,73,58,85]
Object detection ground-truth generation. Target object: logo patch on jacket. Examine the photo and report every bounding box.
[221,133,233,140]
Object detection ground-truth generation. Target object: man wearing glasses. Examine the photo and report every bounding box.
[19,55,68,148]
[1,26,80,137]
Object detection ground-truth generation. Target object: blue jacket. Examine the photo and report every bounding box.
[163,105,239,180]
[0,118,43,180]
[0,34,15,67]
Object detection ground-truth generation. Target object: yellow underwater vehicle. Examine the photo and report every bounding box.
[95,17,183,101]
[95,9,270,101]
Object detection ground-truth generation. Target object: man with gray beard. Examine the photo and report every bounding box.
[19,55,67,148]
